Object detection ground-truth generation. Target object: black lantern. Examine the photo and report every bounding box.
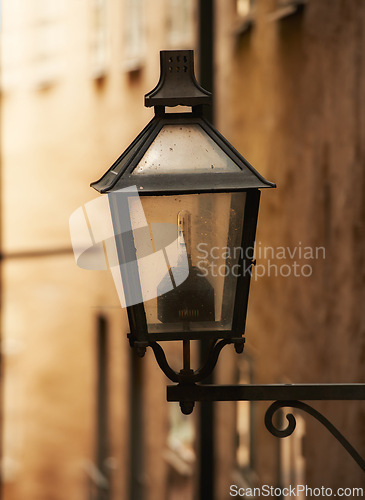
[91,50,275,361]
[74,49,365,447]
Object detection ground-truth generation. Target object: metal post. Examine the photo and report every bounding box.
[198,1,215,498]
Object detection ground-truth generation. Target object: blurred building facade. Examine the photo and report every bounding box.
[1,1,198,499]
[214,0,365,496]
[0,1,364,500]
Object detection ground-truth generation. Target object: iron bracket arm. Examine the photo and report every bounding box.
[167,382,365,402]
[167,382,365,472]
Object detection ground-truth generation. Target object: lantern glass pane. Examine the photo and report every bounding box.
[132,124,241,175]
[127,192,246,334]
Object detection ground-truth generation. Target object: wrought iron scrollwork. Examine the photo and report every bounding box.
[148,338,365,461]
[149,341,181,383]
[150,338,243,414]
[265,400,365,472]
[149,338,241,384]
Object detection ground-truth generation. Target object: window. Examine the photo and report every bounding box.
[96,315,109,485]
[235,355,254,471]
[1,338,26,483]
[86,315,110,499]
[167,0,195,49]
[31,0,67,88]
[129,348,145,499]
[235,0,255,35]
[164,402,195,499]
[90,0,108,78]
[268,0,306,22]
[279,411,306,496]
[123,0,144,72]
[233,354,256,489]
[236,0,254,18]
[0,0,66,90]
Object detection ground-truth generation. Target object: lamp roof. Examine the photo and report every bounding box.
[91,50,275,195]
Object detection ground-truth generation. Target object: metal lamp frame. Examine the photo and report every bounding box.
[92,50,275,349]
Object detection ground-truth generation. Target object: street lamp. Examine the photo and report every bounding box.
[85,50,364,470]
[91,50,274,376]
